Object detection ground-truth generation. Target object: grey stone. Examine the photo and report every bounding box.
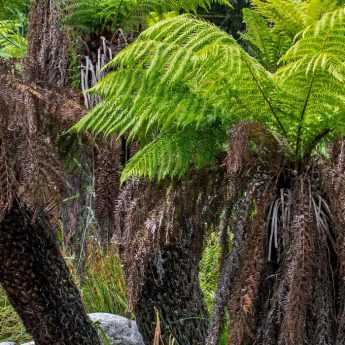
[17,313,144,345]
[89,313,144,345]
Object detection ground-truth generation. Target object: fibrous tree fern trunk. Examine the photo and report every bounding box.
[209,165,338,345]
[0,202,101,345]
[0,0,102,343]
[204,123,339,345]
[25,0,68,86]
[115,175,225,344]
[135,229,208,344]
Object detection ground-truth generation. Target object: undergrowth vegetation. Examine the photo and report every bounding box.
[81,245,129,316]
[0,235,222,343]
[0,289,30,344]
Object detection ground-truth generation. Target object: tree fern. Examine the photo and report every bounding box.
[74,3,345,180]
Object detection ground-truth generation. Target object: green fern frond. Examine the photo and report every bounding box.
[75,15,282,134]
[0,0,28,59]
[121,126,226,181]
[242,8,291,71]
[0,20,27,59]
[251,0,339,39]
[251,0,306,39]
[280,7,345,81]
[276,6,345,158]
[0,0,29,20]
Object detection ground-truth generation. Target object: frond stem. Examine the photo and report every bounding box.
[303,127,333,162]
[245,59,288,138]
[295,75,315,161]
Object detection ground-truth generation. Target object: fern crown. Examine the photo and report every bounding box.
[74,1,345,181]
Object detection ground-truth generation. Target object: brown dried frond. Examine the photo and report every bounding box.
[310,221,335,345]
[0,74,71,225]
[25,0,69,86]
[278,176,317,345]
[206,172,269,345]
[0,112,17,219]
[320,141,345,344]
[225,122,281,178]
[94,138,122,243]
[228,172,276,345]
[17,134,66,225]
[207,123,283,345]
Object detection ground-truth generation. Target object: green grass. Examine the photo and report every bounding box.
[0,288,31,343]
[81,245,130,317]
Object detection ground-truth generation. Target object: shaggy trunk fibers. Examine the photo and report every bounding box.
[115,174,225,345]
[0,202,101,345]
[135,237,208,344]
[214,169,339,345]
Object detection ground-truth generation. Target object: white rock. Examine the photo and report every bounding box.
[0,342,17,345]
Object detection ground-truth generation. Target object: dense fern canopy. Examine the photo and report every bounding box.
[65,0,231,32]
[74,1,345,181]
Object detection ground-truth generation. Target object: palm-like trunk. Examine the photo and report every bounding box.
[115,175,224,345]
[0,202,101,345]
[0,1,102,343]
[204,123,341,345]
[135,227,209,344]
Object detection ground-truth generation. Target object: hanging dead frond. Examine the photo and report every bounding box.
[0,72,77,225]
[114,170,227,344]
[320,141,345,344]
[207,121,283,345]
[225,122,282,178]
[278,176,316,345]
[206,178,262,345]
[228,173,276,345]
[25,0,69,86]
[94,138,122,243]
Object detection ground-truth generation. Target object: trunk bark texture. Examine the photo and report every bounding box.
[115,174,225,345]
[0,203,101,345]
[25,0,68,86]
[135,226,209,345]
[0,1,102,343]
